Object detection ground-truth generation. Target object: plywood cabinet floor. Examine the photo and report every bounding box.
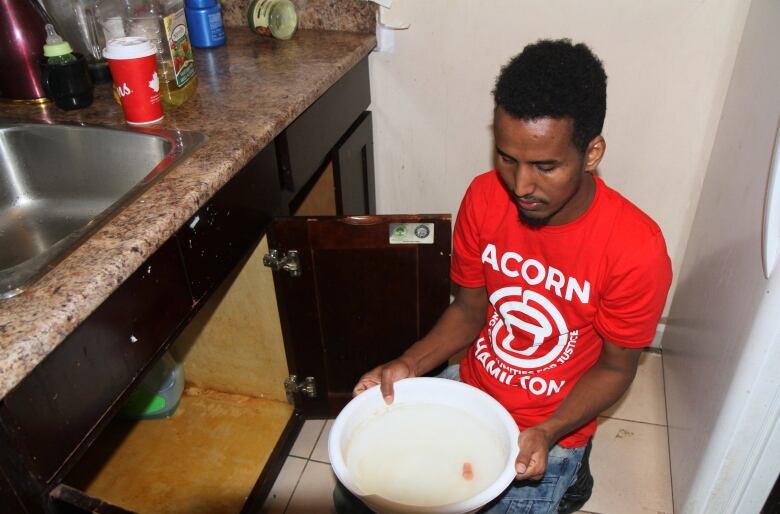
[67,388,293,514]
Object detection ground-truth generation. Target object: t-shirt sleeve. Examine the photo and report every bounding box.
[451,180,486,287]
[594,230,673,348]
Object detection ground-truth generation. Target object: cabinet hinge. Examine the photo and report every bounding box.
[284,375,317,403]
[263,249,302,277]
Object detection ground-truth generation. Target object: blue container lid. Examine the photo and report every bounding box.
[186,0,218,8]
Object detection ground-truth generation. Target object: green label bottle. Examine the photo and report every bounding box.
[247,0,298,40]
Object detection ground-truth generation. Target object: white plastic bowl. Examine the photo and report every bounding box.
[328,377,520,514]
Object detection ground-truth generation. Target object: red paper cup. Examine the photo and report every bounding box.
[103,37,164,125]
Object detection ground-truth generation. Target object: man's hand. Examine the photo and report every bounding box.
[352,358,415,404]
[352,286,488,405]
[514,426,553,480]
[512,341,642,481]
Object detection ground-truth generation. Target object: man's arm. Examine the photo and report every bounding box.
[353,285,488,403]
[514,340,642,480]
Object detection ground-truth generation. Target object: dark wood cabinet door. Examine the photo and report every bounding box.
[268,215,451,417]
[334,111,375,215]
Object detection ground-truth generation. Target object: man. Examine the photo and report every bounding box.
[338,39,672,514]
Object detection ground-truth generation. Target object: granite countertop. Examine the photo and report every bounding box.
[0,27,376,400]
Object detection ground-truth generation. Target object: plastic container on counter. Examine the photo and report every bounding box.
[185,0,226,48]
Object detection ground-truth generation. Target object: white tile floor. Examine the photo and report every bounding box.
[260,351,672,514]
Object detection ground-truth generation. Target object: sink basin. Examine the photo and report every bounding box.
[0,120,207,299]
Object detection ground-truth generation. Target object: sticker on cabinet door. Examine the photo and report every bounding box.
[389,223,434,244]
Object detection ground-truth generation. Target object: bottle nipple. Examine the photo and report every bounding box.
[43,23,74,57]
[45,24,63,45]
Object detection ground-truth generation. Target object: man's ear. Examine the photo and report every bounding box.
[584,135,606,172]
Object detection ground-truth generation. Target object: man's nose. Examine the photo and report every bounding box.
[513,165,536,198]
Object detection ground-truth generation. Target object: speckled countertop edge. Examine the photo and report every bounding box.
[0,28,375,400]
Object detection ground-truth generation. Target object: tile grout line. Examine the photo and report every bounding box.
[306,419,328,460]
[599,414,668,428]
[282,456,311,514]
[282,419,327,514]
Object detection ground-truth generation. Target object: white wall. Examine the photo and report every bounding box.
[368,0,750,312]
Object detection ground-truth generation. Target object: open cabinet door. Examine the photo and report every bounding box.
[267,215,451,417]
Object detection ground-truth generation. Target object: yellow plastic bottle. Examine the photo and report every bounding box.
[157,0,197,106]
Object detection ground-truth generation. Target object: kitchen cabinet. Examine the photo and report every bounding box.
[176,144,282,302]
[334,111,376,215]
[0,238,191,484]
[0,465,26,513]
[277,59,370,213]
[50,213,450,514]
[270,216,451,417]
[0,55,451,514]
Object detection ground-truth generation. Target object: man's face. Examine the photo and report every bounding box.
[493,107,603,227]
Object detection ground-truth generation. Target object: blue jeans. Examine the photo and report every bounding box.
[333,365,586,514]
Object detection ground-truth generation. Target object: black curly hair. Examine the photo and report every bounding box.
[493,39,607,154]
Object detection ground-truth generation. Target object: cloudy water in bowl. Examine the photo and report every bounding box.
[345,403,506,507]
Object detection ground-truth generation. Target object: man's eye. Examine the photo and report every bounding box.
[500,154,516,164]
[537,164,556,172]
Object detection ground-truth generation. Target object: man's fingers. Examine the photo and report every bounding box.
[521,471,545,481]
[515,428,550,481]
[517,459,546,480]
[514,447,533,477]
[352,381,370,396]
[515,450,547,480]
[352,373,382,397]
[353,360,412,403]
[379,367,396,404]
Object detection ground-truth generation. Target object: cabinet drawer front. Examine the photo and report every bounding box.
[177,144,281,300]
[0,239,191,482]
[279,57,370,195]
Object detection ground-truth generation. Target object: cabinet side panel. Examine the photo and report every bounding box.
[170,236,289,402]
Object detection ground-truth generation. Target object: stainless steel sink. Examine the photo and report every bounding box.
[0,120,207,299]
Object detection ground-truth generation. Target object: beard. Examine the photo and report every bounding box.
[517,207,553,228]
[511,193,553,227]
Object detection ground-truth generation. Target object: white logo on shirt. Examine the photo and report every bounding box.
[481,243,590,304]
[488,286,569,369]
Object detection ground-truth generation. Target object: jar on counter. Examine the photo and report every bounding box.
[247,0,298,40]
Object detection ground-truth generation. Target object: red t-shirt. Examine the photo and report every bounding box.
[452,171,672,448]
